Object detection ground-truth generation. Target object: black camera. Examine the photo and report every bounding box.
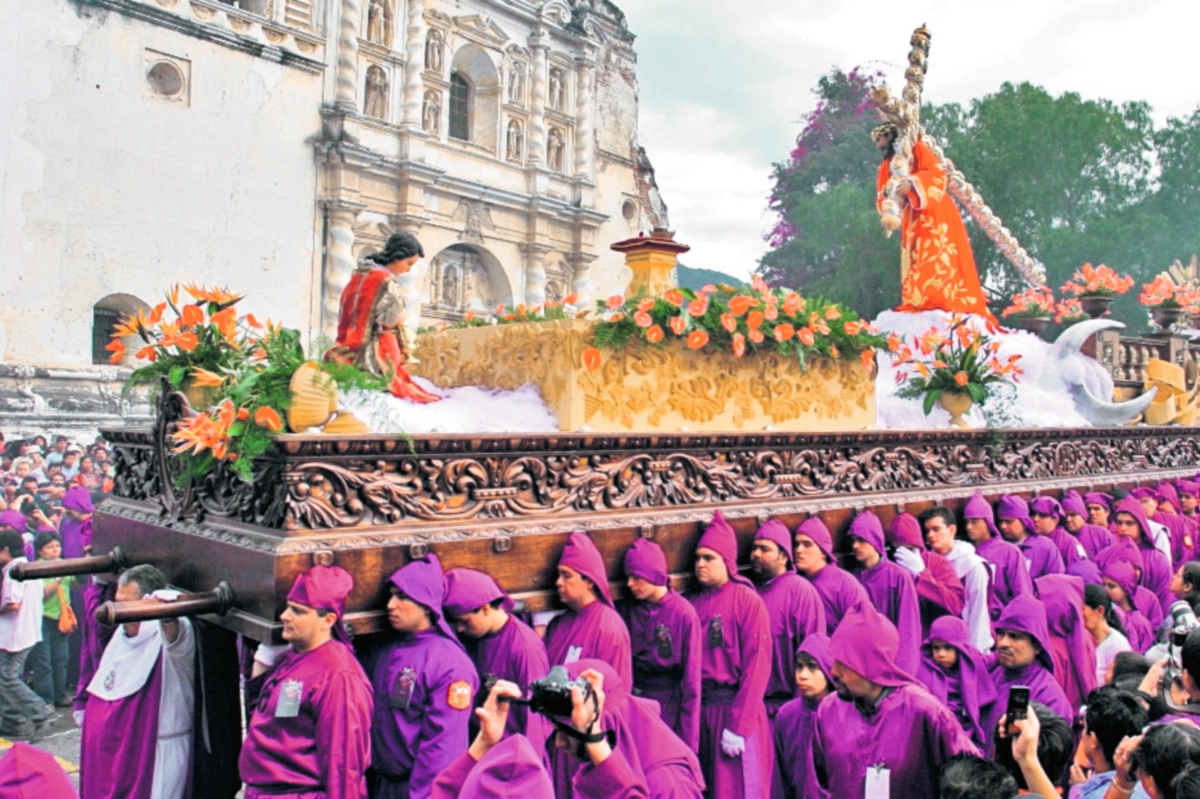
[525,665,591,718]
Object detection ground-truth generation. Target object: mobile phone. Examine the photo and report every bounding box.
[1006,686,1031,733]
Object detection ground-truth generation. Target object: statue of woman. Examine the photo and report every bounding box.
[507,120,524,163]
[364,66,388,119]
[425,30,444,73]
[549,68,564,111]
[366,0,385,44]
[423,91,441,134]
[547,128,564,172]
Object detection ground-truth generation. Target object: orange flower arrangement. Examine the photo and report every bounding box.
[1001,288,1055,320]
[1053,298,1089,325]
[1060,263,1134,297]
[1140,275,1182,308]
[893,316,1023,417]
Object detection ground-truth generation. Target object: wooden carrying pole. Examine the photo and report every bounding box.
[10,547,128,582]
[95,582,235,626]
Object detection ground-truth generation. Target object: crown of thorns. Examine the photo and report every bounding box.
[871,123,898,139]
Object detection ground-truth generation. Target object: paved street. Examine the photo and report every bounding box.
[0,712,81,789]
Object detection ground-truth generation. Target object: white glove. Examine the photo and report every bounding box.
[720,728,745,757]
[893,547,926,577]
[73,710,85,727]
[253,642,292,668]
[150,589,183,602]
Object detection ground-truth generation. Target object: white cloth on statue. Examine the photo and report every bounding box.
[0,558,43,652]
[943,541,994,653]
[88,618,196,799]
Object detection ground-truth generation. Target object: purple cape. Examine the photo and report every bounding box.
[466,611,550,760]
[827,600,916,688]
[1034,574,1098,712]
[443,568,515,617]
[755,571,825,711]
[770,635,833,799]
[916,616,997,750]
[1114,498,1174,613]
[431,735,554,799]
[851,564,921,675]
[546,599,633,691]
[388,554,464,652]
[561,532,616,607]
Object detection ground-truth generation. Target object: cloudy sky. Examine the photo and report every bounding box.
[617,0,1200,280]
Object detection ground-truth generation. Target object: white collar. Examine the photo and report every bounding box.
[87,620,164,701]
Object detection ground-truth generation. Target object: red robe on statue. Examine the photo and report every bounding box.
[326,265,440,403]
[878,138,995,321]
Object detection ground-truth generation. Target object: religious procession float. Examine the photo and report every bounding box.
[16,25,1200,671]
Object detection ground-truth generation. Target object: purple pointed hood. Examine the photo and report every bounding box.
[848,511,886,557]
[1084,492,1114,513]
[1157,482,1183,514]
[623,538,670,587]
[0,510,25,533]
[1177,480,1200,499]
[996,494,1034,536]
[697,510,753,588]
[62,486,94,513]
[456,734,554,799]
[1113,497,1155,547]
[887,513,926,550]
[1102,559,1139,599]
[443,568,515,618]
[559,531,614,607]
[1096,538,1144,574]
[288,564,356,649]
[0,741,79,798]
[1066,558,1103,586]
[1030,496,1065,525]
[1061,490,1088,518]
[993,594,1056,673]
[829,600,916,688]
[389,554,464,650]
[919,616,996,745]
[963,491,1001,539]
[1035,574,1097,705]
[754,519,794,570]
[796,517,835,562]
[797,632,835,682]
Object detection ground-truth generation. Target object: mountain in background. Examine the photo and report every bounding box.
[673,263,746,292]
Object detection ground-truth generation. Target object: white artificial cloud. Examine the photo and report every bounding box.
[620,0,1200,279]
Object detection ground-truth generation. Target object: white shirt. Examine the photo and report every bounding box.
[0,558,43,652]
[1094,628,1132,685]
[942,541,994,653]
[1148,519,1173,570]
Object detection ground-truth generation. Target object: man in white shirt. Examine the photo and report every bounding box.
[920,506,994,653]
[0,530,56,740]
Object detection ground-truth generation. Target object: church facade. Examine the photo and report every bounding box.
[0,0,667,431]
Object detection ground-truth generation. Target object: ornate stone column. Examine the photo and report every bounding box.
[527,31,548,166]
[522,244,549,307]
[401,0,426,129]
[573,54,595,180]
[322,199,366,340]
[334,0,361,112]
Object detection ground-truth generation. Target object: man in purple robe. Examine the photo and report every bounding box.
[962,492,1033,619]
[546,532,633,688]
[919,506,993,653]
[997,494,1064,579]
[1110,497,1174,614]
[886,513,964,638]
[847,511,922,674]
[813,601,977,799]
[443,567,550,760]
[792,517,869,635]
[771,634,832,799]
[1085,491,1117,535]
[618,539,702,750]
[67,485,116,723]
[748,520,825,718]
[1128,488,1175,569]
[239,565,373,799]
[80,565,195,799]
[59,486,94,559]
[1030,496,1089,568]
[1155,482,1195,565]
[368,554,478,799]
[985,594,1072,751]
[1178,480,1200,521]
[1034,574,1098,711]
[689,510,773,799]
[1062,490,1115,558]
[916,616,996,750]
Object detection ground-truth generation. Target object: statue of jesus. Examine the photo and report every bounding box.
[873,123,995,321]
[325,232,441,403]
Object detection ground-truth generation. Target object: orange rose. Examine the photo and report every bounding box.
[669,316,688,335]
[954,371,969,387]
[645,325,664,343]
[688,298,708,317]
[774,323,795,342]
[686,329,709,349]
[732,332,746,357]
[634,310,654,328]
[729,295,756,317]
[797,327,815,346]
[606,295,625,310]
[582,347,602,371]
[720,313,737,332]
[747,310,764,329]
[664,290,684,307]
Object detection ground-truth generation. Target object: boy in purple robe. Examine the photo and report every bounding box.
[618,538,702,750]
[1178,480,1200,521]
[916,616,996,750]
[847,511,922,674]
[1101,560,1155,652]
[1110,498,1174,614]
[1030,496,1089,568]
[1155,482,1195,564]
[443,568,550,760]
[80,565,197,799]
[689,510,773,799]
[996,494,1064,579]
[1062,490,1115,558]
[813,601,977,799]
[59,486,94,559]
[748,520,825,718]
[1129,488,1176,569]
[985,594,1072,750]
[920,505,994,653]
[771,634,832,799]
[367,554,479,799]
[1084,491,1115,532]
[962,492,1033,619]
[546,532,633,688]
[1096,541,1164,632]
[1033,574,1098,711]
[886,513,964,638]
[239,565,373,799]
[792,517,869,635]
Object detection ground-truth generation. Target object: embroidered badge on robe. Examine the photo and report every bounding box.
[104,670,116,691]
[447,679,472,710]
[276,679,303,718]
[655,623,674,659]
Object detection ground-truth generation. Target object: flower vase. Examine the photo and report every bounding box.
[1078,294,1114,319]
[1151,306,1185,333]
[938,391,974,429]
[1012,316,1050,338]
[180,379,219,411]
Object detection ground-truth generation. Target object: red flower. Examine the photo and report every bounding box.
[954,371,969,387]
[254,406,283,431]
[860,349,875,373]
[686,329,709,349]
[747,310,764,329]
[582,347,602,371]
[669,316,688,336]
[687,298,708,317]
[729,295,756,317]
[797,327,815,346]
[747,327,764,344]
[843,321,862,336]
[634,310,653,328]
[645,325,664,343]
[181,304,204,327]
[176,332,199,352]
[606,295,625,310]
[774,323,795,342]
[664,290,684,307]
[637,298,655,312]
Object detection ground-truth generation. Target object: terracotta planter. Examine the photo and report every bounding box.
[1078,294,1115,319]
[938,391,974,429]
[287,361,338,432]
[1151,306,1185,332]
[1011,316,1050,338]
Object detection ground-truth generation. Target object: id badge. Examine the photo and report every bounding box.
[565,645,583,664]
[865,764,890,799]
[275,679,303,718]
[390,667,416,710]
[655,623,674,659]
[707,615,725,648]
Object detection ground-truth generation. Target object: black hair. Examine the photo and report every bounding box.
[366,231,424,265]
[1182,628,1200,688]
[939,753,1018,799]
[1171,763,1200,799]
[1182,563,1200,595]
[795,650,822,670]
[1085,686,1150,766]
[118,563,168,597]
[0,531,24,559]
[33,530,62,555]
[1084,582,1128,637]
[1132,722,1200,799]
[994,702,1073,790]
[1111,650,1152,685]
[918,505,956,531]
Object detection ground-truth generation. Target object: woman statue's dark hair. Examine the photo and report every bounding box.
[367,231,424,265]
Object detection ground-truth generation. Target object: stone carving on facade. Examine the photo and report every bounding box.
[422,90,441,134]
[506,120,524,163]
[452,200,495,245]
[547,127,564,172]
[452,15,510,46]
[364,64,388,119]
[548,67,565,111]
[366,0,391,47]
[507,63,525,104]
[425,247,495,315]
[425,29,444,73]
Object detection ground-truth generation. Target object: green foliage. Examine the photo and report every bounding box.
[892,320,1022,416]
[675,263,745,293]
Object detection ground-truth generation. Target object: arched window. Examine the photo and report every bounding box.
[92,294,150,365]
[449,73,471,141]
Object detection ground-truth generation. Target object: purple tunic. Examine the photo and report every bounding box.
[916,616,997,750]
[546,601,634,689]
[1035,575,1098,712]
[804,565,869,637]
[58,514,92,561]
[754,573,825,713]
[619,590,703,750]
[964,494,1034,618]
[1102,559,1156,652]
[75,579,117,713]
[1063,489,1116,557]
[1114,498,1175,614]
[468,615,550,758]
[849,512,922,675]
[771,635,833,799]
[239,640,374,799]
